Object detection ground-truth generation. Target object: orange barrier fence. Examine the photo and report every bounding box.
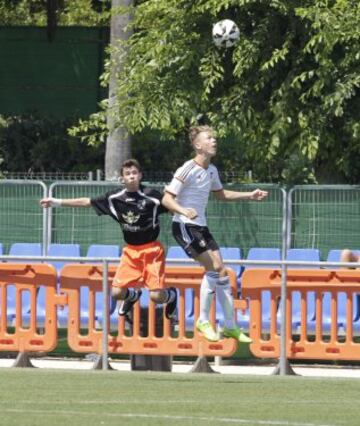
[0,263,240,359]
[0,263,61,353]
[241,268,360,360]
[60,265,239,357]
[4,263,360,362]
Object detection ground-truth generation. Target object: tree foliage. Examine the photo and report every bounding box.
[86,0,359,183]
[0,0,110,26]
[2,0,359,182]
[0,114,104,173]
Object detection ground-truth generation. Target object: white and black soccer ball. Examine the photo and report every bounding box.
[212,19,240,48]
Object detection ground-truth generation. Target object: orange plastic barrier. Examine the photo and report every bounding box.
[0,263,61,353]
[60,264,239,357]
[241,268,360,360]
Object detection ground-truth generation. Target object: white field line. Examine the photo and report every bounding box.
[0,400,355,406]
[2,408,341,426]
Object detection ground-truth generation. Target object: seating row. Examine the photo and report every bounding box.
[1,244,360,333]
[0,244,356,269]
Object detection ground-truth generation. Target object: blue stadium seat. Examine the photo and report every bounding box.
[6,243,43,326]
[220,247,242,279]
[326,249,343,263]
[246,248,281,269]
[166,246,191,267]
[86,244,120,260]
[48,243,81,273]
[9,243,42,258]
[0,243,3,255]
[286,248,320,268]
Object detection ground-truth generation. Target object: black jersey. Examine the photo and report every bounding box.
[90,186,167,245]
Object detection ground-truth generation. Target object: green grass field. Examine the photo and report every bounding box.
[0,368,359,426]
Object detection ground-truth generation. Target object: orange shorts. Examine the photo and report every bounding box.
[112,241,165,290]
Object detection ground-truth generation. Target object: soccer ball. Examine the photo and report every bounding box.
[212,19,240,48]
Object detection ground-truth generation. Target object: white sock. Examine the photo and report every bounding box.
[199,272,218,323]
[216,276,236,329]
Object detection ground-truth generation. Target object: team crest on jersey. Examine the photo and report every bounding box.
[137,199,147,210]
[122,210,140,224]
[199,239,206,248]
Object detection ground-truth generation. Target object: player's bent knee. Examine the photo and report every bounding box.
[216,265,227,277]
[150,290,165,304]
[111,287,127,300]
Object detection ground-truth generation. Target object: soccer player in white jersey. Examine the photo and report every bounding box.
[162,125,268,342]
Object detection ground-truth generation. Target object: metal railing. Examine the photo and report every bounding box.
[1,254,358,374]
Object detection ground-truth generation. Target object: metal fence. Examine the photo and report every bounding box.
[288,185,360,258]
[2,171,101,182]
[2,170,254,184]
[47,181,285,255]
[48,181,122,252]
[0,180,47,254]
[1,181,360,257]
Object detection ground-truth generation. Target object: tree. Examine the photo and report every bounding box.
[3,0,359,182]
[105,0,133,180]
[89,0,359,183]
[1,0,135,180]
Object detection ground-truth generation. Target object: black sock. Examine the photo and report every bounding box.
[164,288,176,304]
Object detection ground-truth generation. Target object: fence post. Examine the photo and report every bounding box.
[273,188,297,376]
[102,260,109,371]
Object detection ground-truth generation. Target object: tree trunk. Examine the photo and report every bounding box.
[105,0,133,181]
[46,0,58,42]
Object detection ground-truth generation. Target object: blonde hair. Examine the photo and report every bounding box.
[188,125,214,146]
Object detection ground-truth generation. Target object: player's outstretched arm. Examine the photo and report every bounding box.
[162,192,198,220]
[249,189,268,200]
[40,197,91,208]
[214,188,268,201]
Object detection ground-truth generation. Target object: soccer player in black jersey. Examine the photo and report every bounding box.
[40,159,177,319]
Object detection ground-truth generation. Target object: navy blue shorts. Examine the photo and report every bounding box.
[172,222,219,259]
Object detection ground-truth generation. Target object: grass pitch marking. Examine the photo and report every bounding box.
[2,408,341,426]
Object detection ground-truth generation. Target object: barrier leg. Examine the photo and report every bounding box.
[92,354,114,370]
[190,356,218,373]
[272,359,297,376]
[12,352,35,368]
[190,339,217,374]
[214,356,223,366]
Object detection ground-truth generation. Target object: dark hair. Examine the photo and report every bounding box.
[120,159,142,176]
